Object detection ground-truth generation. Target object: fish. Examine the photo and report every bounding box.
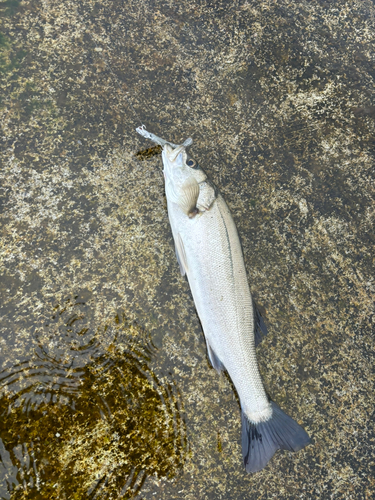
[136,126,311,472]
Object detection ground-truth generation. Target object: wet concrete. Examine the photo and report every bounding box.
[0,0,374,498]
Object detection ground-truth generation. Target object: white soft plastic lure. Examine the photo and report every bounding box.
[136,126,310,472]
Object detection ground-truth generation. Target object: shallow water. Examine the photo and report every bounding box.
[1,0,374,498]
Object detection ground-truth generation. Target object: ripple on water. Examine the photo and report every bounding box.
[0,298,187,499]
[1,297,116,410]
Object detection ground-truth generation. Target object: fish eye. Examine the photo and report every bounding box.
[187,158,198,168]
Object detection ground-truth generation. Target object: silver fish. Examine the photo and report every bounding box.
[136,126,311,472]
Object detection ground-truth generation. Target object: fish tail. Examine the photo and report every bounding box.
[241,401,311,473]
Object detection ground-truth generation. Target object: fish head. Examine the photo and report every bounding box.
[162,144,206,184]
[162,144,207,215]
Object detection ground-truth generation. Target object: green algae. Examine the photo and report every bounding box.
[0,32,26,78]
[0,0,21,18]
[135,145,162,161]
[0,306,186,499]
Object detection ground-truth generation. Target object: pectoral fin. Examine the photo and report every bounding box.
[175,233,188,276]
[178,177,200,215]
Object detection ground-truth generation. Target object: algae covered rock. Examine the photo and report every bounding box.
[0,303,186,499]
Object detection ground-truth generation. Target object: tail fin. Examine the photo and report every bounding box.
[241,401,311,473]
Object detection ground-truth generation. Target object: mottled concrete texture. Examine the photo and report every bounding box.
[0,0,374,498]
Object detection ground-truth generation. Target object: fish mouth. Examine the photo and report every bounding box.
[164,144,186,163]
